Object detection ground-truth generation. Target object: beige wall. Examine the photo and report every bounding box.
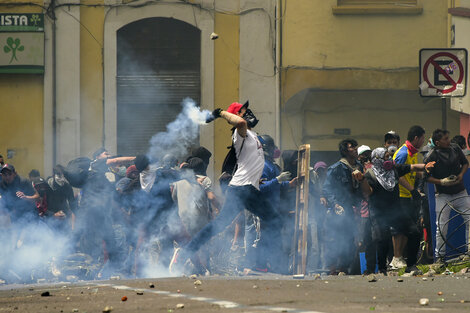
[282,89,459,153]
[280,0,457,154]
[80,4,105,158]
[0,3,44,176]
[213,12,240,175]
[283,0,449,69]
[0,75,44,177]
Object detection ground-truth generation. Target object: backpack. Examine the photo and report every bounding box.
[63,157,92,188]
[219,139,245,187]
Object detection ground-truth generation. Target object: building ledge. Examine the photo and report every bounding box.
[332,4,423,15]
[448,7,470,18]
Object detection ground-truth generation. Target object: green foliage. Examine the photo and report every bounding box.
[416,264,429,274]
[447,262,470,274]
[397,267,406,276]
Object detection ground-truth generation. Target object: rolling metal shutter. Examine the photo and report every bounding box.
[117,18,201,156]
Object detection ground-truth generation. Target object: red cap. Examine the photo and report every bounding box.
[226,102,243,114]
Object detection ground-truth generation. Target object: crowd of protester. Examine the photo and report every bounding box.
[1,103,470,282]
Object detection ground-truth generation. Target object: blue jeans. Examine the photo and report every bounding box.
[185,185,283,259]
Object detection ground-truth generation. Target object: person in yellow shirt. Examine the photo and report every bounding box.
[392,125,426,269]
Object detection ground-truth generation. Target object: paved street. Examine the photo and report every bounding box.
[1,274,470,313]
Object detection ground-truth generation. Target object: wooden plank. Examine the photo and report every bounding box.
[292,144,310,275]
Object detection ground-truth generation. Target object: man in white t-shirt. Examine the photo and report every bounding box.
[169,102,282,275]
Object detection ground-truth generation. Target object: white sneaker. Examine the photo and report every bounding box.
[390,256,407,269]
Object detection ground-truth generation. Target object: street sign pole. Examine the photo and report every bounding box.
[442,97,447,130]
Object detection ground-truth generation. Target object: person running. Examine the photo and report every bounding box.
[169,101,281,275]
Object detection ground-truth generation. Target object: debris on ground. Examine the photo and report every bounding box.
[176,303,185,309]
[194,280,202,286]
[72,309,78,312]
[437,291,443,295]
[419,298,429,306]
[367,274,377,283]
[121,296,127,301]
[189,274,197,279]
[397,278,403,282]
[177,289,181,293]
[293,274,304,279]
[338,272,346,276]
[102,305,113,313]
[314,274,322,280]
[40,291,50,297]
[252,285,258,289]
[136,291,144,295]
[149,283,155,288]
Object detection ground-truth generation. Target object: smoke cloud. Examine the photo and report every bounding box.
[148,98,211,163]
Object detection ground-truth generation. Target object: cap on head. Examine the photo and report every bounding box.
[384,131,400,143]
[226,101,249,114]
[258,135,275,151]
[1,163,15,174]
[358,145,371,156]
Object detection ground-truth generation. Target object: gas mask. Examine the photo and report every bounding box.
[242,109,259,128]
[387,145,398,155]
[54,174,67,187]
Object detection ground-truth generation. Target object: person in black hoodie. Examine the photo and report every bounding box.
[424,129,470,261]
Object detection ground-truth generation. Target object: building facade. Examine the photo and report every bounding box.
[0,0,465,179]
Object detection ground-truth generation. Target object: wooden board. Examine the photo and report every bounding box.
[292,144,310,275]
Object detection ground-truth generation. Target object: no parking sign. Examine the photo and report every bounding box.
[419,48,467,97]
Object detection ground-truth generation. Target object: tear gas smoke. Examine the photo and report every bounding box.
[148,97,211,163]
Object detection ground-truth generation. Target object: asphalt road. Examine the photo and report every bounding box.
[1,273,470,313]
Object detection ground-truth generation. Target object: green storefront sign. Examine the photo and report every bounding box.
[0,13,44,74]
[0,13,44,32]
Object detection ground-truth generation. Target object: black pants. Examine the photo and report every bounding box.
[399,198,420,267]
[184,185,283,269]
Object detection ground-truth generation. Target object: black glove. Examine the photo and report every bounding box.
[205,108,222,123]
[212,108,222,118]
[411,189,422,201]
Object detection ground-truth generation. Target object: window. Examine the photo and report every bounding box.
[333,0,422,15]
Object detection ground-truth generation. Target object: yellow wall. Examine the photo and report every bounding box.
[283,0,449,69]
[80,2,104,157]
[0,1,45,177]
[280,0,458,153]
[0,75,44,177]
[213,12,240,175]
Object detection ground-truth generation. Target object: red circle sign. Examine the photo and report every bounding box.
[422,52,464,94]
